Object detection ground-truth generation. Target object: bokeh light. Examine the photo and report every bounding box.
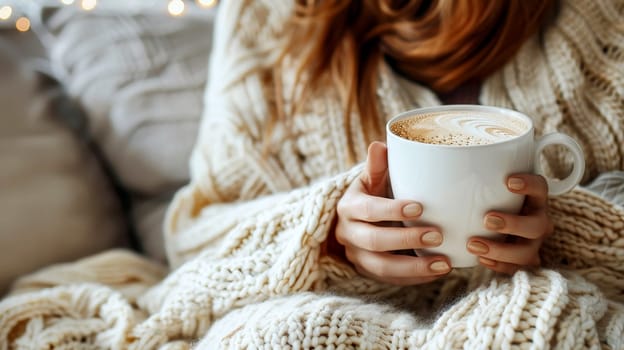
[15,17,30,32]
[196,0,217,8]
[81,0,97,11]
[0,5,12,20]
[168,0,185,16]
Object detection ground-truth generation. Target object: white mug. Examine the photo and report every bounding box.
[386,105,585,268]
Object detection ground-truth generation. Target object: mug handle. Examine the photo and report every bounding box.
[534,133,585,196]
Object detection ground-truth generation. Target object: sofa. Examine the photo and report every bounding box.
[0,4,215,293]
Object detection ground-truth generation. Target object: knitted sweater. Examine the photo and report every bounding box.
[1,0,624,349]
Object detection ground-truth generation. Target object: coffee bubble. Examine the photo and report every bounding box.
[390,111,529,146]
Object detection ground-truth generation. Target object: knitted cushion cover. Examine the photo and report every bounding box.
[41,7,216,261]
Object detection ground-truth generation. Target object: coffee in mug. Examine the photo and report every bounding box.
[390,110,528,146]
[386,105,585,268]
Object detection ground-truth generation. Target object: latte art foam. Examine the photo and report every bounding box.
[390,111,529,146]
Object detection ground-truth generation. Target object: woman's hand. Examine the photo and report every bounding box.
[467,174,554,274]
[334,141,451,286]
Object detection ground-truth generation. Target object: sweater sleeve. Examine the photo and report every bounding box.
[139,162,366,347]
[164,0,303,267]
[129,2,400,344]
[546,0,624,179]
[481,0,624,182]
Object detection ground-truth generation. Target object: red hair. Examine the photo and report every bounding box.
[275,0,557,161]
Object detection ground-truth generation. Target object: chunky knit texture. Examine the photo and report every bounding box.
[1,0,624,348]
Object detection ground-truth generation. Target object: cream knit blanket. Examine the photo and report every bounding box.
[1,0,623,348]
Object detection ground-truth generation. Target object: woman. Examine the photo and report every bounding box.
[0,0,622,348]
[325,0,556,281]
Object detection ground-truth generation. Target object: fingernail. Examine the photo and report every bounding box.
[402,203,422,217]
[508,177,525,190]
[479,257,497,266]
[430,261,450,273]
[467,241,489,255]
[421,231,442,246]
[484,215,505,230]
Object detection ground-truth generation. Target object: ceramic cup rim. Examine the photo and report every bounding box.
[386,104,534,150]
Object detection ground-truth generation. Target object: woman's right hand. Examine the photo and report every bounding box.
[335,141,451,285]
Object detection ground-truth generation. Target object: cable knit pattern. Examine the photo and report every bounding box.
[198,271,621,349]
[0,0,623,348]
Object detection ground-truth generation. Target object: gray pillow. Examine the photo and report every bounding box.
[40,8,216,261]
[44,7,214,196]
[584,171,624,208]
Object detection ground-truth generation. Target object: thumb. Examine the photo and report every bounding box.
[362,141,389,196]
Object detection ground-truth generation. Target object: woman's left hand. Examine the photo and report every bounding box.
[467,174,554,274]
